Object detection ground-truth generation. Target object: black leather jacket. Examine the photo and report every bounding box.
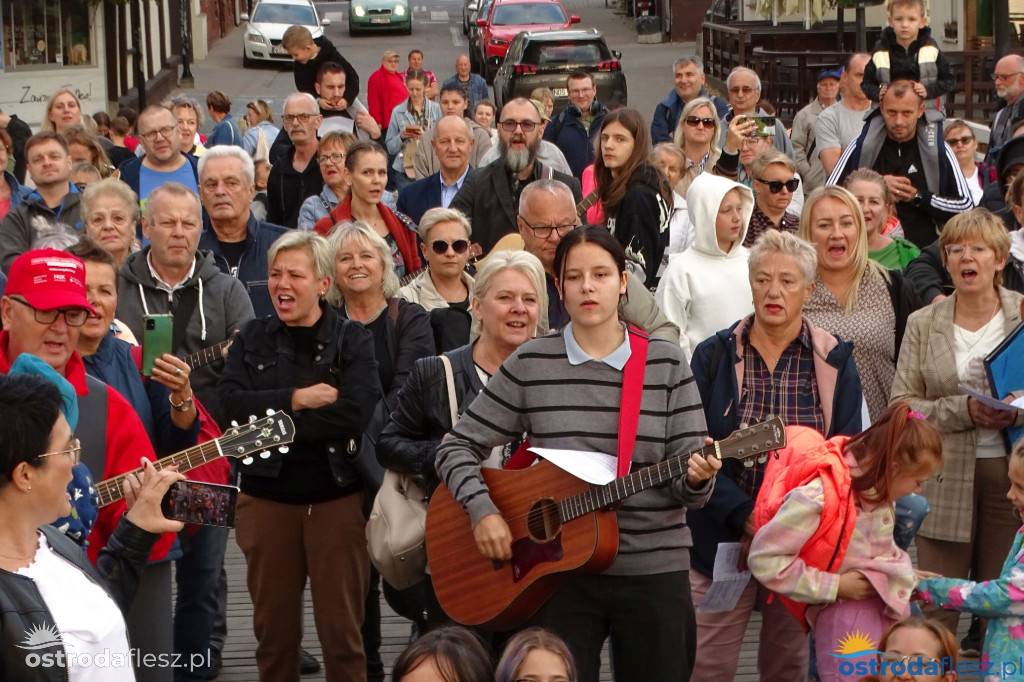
[377,343,485,493]
[219,302,381,491]
[0,521,159,682]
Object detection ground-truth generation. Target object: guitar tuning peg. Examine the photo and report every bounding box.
[248,415,257,423]
[260,451,271,459]
[242,456,254,465]
[757,455,768,464]
[230,421,239,428]
[278,445,289,454]
[743,460,754,468]
[266,408,274,416]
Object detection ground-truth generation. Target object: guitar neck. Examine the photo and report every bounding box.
[576,189,599,217]
[557,442,719,523]
[183,340,231,371]
[94,440,226,507]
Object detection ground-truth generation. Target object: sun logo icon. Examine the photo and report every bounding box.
[830,630,880,659]
[17,623,64,650]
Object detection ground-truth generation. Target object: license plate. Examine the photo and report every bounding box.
[272,45,289,55]
[370,16,390,23]
[552,88,567,97]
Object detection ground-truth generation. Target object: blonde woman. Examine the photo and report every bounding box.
[243,100,280,160]
[672,96,722,199]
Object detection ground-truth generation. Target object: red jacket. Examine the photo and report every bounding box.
[367,66,409,130]
[753,426,857,630]
[313,194,422,273]
[0,332,177,565]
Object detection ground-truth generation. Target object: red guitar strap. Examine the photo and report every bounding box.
[505,326,649,476]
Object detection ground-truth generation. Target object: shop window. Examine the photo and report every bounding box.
[2,0,93,70]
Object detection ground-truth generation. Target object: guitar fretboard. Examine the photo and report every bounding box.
[95,439,225,507]
[576,189,600,218]
[182,340,232,371]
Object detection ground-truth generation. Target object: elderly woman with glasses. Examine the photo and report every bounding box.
[891,208,1024,638]
[297,130,357,231]
[0,371,185,682]
[744,148,805,247]
[687,229,863,682]
[398,207,475,351]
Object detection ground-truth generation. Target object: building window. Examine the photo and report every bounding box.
[2,0,94,70]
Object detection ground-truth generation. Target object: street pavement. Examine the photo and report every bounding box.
[174,0,698,138]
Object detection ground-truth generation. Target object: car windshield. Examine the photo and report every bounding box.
[252,3,317,24]
[525,40,608,64]
[491,3,567,25]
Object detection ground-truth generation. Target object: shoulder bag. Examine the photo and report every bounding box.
[366,353,458,588]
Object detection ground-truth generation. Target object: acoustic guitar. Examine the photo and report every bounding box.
[425,417,786,630]
[94,411,295,507]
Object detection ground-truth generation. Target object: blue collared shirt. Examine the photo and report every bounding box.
[439,166,470,208]
[564,321,632,370]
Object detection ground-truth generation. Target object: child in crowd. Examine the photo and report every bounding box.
[856,617,959,682]
[251,159,271,221]
[861,0,955,118]
[748,403,944,682]
[915,438,1024,682]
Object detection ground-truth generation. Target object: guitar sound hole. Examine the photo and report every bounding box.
[526,499,561,542]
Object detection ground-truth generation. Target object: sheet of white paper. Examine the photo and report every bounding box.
[319,115,355,135]
[696,542,751,613]
[527,447,618,485]
[958,384,1024,412]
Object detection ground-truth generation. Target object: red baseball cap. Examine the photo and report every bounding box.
[5,249,97,315]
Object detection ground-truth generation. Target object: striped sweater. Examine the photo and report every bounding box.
[435,330,713,576]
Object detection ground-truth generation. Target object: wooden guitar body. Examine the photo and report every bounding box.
[425,459,619,630]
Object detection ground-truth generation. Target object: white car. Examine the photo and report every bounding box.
[241,0,331,66]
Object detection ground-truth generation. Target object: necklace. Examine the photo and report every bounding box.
[345,303,388,324]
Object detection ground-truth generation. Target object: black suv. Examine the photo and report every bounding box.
[492,29,626,114]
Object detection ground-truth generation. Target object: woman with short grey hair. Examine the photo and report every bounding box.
[80,177,141,268]
[685,228,863,682]
[398,207,475,350]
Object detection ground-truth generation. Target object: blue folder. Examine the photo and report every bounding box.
[985,320,1024,450]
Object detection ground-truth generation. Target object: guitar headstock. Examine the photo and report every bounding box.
[222,410,296,465]
[715,416,786,464]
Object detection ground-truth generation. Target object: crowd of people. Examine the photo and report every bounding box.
[2,2,1024,682]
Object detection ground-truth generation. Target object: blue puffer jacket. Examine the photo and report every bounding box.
[686,315,864,578]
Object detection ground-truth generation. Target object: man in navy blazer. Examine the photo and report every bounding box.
[397,115,473,225]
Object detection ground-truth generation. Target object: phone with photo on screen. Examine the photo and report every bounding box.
[160,481,240,528]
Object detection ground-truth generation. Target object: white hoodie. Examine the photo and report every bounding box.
[656,174,755,360]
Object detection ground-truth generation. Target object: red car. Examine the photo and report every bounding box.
[475,0,580,83]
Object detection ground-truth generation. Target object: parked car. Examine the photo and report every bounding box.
[493,29,627,113]
[241,0,330,66]
[468,0,498,73]
[474,0,580,84]
[349,0,412,35]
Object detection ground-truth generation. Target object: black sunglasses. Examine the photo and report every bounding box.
[684,116,716,128]
[430,239,470,255]
[757,177,800,194]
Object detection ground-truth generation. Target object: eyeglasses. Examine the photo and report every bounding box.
[757,177,800,194]
[282,113,318,125]
[140,125,177,142]
[993,72,1024,81]
[8,297,89,327]
[740,137,769,147]
[518,216,576,239]
[430,239,470,255]
[318,152,346,166]
[946,135,975,147]
[499,119,540,133]
[38,438,82,466]
[877,652,943,667]
[685,116,716,128]
[944,243,991,258]
[729,85,756,94]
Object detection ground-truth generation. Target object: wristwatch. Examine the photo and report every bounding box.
[911,192,924,207]
[169,392,194,412]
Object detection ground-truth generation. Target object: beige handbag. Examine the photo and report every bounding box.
[366,354,458,589]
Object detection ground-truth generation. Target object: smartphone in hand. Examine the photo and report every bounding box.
[142,314,173,376]
[161,481,239,528]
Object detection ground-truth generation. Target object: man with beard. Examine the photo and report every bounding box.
[987,54,1024,164]
[449,98,581,255]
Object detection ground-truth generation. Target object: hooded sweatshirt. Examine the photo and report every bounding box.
[117,249,255,424]
[656,173,755,360]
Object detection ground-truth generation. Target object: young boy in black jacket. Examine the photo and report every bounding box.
[281,25,360,107]
[861,0,954,118]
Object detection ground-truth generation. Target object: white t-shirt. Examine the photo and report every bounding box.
[953,309,1007,458]
[965,166,985,206]
[17,533,134,682]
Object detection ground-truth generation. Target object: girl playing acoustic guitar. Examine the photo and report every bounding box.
[435,226,721,682]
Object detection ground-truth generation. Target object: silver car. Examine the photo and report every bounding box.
[241,0,331,66]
